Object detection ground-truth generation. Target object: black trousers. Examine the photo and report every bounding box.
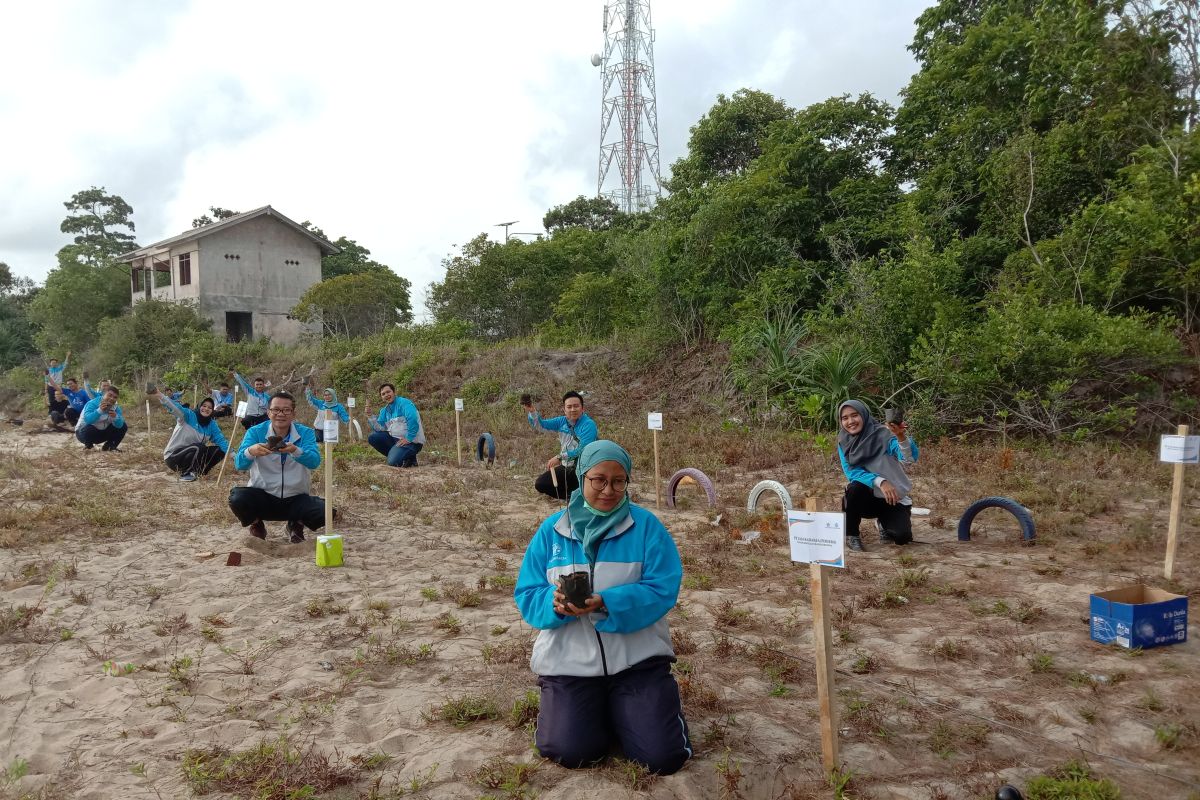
[165,444,225,475]
[535,656,691,775]
[65,407,80,426]
[228,486,325,531]
[534,465,578,500]
[76,424,127,450]
[211,407,232,418]
[842,481,912,543]
[240,413,268,430]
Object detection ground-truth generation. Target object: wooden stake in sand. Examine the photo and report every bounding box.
[454,397,464,466]
[647,412,663,508]
[346,396,356,441]
[145,399,152,443]
[1162,424,1197,579]
[323,419,338,533]
[215,400,249,489]
[788,496,842,773]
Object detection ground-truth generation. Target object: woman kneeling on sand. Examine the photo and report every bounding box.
[514,440,691,775]
[837,399,918,552]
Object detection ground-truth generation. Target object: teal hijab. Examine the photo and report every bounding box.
[567,440,633,565]
[323,387,339,407]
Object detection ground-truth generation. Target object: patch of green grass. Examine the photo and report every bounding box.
[420,587,440,601]
[180,735,358,798]
[1025,760,1120,799]
[434,612,462,635]
[1029,652,1055,673]
[508,689,539,731]
[1155,723,1184,750]
[682,573,715,590]
[426,693,500,727]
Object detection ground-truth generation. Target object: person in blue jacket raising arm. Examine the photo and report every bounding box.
[149,387,228,482]
[367,383,425,467]
[304,384,350,443]
[62,378,90,427]
[227,391,325,543]
[521,390,598,500]
[230,370,271,429]
[75,385,127,451]
[514,440,691,776]
[836,399,919,552]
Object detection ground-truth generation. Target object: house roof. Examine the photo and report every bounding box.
[118,205,339,260]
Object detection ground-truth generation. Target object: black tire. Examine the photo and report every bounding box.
[957,496,1035,543]
[476,432,496,466]
[666,468,717,509]
[746,480,793,512]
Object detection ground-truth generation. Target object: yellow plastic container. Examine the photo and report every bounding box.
[315,534,343,567]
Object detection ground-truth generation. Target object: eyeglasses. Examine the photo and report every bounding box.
[268,407,294,415]
[585,476,627,493]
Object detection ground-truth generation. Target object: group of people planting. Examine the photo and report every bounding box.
[35,353,919,778]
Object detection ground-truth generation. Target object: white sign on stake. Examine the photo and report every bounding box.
[787,511,847,568]
[1160,435,1200,464]
[235,400,249,418]
[454,398,464,412]
[347,396,356,408]
[323,419,340,443]
[647,412,663,431]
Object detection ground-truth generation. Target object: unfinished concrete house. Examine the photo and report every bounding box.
[119,206,337,343]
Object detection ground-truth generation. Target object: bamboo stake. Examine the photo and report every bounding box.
[653,428,661,509]
[1164,423,1190,580]
[324,436,333,534]
[215,411,247,489]
[804,496,839,773]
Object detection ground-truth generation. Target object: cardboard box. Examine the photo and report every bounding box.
[1090,585,1187,649]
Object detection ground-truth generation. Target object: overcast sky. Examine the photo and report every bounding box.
[0,0,929,318]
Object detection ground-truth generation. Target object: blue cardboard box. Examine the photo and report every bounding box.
[1090,584,1188,649]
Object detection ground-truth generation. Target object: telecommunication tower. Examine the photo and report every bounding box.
[592,0,662,213]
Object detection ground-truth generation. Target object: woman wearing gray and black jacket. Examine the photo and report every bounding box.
[836,400,919,552]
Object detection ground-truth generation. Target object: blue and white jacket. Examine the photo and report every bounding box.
[304,388,350,427]
[213,390,234,410]
[370,396,425,444]
[838,438,919,505]
[235,420,321,498]
[75,395,125,432]
[63,387,90,411]
[514,504,682,678]
[233,372,271,417]
[160,394,229,459]
[527,412,598,469]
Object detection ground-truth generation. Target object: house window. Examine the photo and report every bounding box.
[179,253,192,286]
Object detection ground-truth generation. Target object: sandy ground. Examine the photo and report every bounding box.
[0,417,1197,799]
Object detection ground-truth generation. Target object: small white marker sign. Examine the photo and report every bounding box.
[647,412,663,431]
[1160,435,1200,464]
[347,396,356,408]
[235,400,249,418]
[788,510,846,569]
[454,398,464,412]
[323,419,340,443]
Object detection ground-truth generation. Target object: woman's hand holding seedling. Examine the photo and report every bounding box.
[553,590,604,617]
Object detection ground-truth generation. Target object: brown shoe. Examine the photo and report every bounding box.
[248,520,267,539]
[287,520,306,543]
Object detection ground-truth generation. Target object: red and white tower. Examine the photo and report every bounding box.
[593,0,662,213]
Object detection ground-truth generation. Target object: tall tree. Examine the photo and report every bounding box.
[59,187,137,266]
[543,196,624,234]
[299,222,391,280]
[291,271,413,337]
[0,262,38,370]
[667,89,794,193]
[30,188,137,352]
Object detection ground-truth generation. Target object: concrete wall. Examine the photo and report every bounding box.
[131,214,323,344]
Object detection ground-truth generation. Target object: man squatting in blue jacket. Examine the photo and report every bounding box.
[74,385,127,451]
[149,386,229,481]
[227,391,325,543]
[231,370,271,429]
[521,390,598,500]
[367,383,426,467]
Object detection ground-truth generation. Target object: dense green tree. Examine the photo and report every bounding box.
[543,196,624,233]
[0,262,38,370]
[667,88,795,193]
[291,270,413,337]
[300,222,391,281]
[30,188,138,353]
[59,187,137,265]
[91,298,213,380]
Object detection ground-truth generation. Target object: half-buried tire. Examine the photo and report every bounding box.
[957,496,1035,543]
[666,468,717,509]
[746,480,793,512]
[476,432,496,466]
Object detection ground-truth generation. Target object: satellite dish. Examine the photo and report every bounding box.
[590,53,602,67]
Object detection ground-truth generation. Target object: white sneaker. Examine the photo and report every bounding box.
[180,472,197,482]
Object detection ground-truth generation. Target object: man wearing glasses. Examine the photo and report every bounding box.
[227,391,325,543]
